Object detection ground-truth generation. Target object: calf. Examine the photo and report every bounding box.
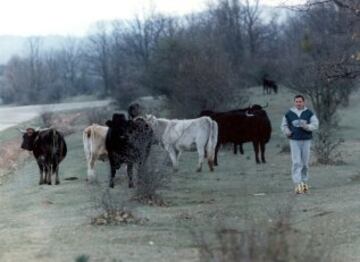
[20,128,67,185]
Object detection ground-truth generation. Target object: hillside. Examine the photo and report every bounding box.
[1,86,360,261]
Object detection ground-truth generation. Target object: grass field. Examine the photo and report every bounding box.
[1,86,360,261]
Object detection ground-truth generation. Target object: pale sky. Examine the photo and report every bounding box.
[0,0,303,36]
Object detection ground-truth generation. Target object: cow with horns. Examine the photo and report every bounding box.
[200,104,272,165]
[20,127,67,185]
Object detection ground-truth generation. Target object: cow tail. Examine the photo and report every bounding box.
[83,126,93,163]
[52,129,59,175]
[206,119,218,163]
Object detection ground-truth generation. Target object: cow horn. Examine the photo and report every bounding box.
[17,128,26,134]
[261,103,269,109]
[245,111,255,117]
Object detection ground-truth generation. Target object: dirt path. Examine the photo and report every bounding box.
[0,100,110,131]
[0,161,54,261]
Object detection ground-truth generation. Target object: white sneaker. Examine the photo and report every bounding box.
[295,184,303,194]
[301,182,309,193]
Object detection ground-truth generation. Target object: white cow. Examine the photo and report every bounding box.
[143,115,218,172]
[83,124,108,181]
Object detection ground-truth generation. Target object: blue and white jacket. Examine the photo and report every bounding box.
[280,107,319,140]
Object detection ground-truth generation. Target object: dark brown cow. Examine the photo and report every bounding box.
[20,128,67,185]
[262,76,278,94]
[200,105,272,165]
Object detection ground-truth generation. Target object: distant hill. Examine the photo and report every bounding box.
[0,35,82,65]
[0,6,292,65]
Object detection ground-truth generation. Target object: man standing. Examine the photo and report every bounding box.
[281,95,319,194]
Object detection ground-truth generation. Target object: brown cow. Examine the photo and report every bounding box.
[83,124,108,181]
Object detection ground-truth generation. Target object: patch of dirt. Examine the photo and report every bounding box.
[0,139,29,178]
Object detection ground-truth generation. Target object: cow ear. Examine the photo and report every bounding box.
[105,120,113,127]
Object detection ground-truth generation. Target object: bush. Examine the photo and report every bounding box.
[134,146,171,206]
[194,205,334,262]
[86,108,113,126]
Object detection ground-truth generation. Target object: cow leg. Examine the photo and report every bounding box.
[38,164,44,185]
[127,163,134,188]
[239,144,244,155]
[233,144,237,154]
[47,165,54,185]
[55,165,60,185]
[108,156,117,188]
[196,146,205,172]
[214,143,220,166]
[167,147,178,172]
[175,149,182,163]
[252,141,261,164]
[45,166,52,185]
[87,155,97,182]
[260,142,266,163]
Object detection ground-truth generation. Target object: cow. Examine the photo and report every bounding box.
[143,115,218,172]
[262,76,278,94]
[83,124,109,181]
[106,113,153,188]
[200,104,272,165]
[20,128,67,185]
[128,102,142,120]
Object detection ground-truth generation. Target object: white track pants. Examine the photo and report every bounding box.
[289,140,312,184]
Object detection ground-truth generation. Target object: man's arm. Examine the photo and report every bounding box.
[280,116,292,137]
[301,114,319,131]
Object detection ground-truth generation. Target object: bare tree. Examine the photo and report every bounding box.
[86,22,114,96]
[282,3,359,163]
[27,37,46,103]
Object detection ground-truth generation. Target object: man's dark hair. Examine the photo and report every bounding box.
[294,95,305,101]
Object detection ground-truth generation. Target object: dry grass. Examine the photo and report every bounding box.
[0,139,29,178]
[195,213,332,262]
[41,111,82,136]
[91,209,138,225]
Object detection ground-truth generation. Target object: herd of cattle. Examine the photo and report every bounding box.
[19,103,272,188]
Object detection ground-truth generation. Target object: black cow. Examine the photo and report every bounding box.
[262,76,278,94]
[200,105,272,165]
[20,128,67,185]
[105,113,153,188]
[128,102,141,120]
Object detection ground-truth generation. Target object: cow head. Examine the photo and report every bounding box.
[106,113,127,129]
[20,128,39,151]
[246,103,269,117]
[128,103,141,120]
[143,114,156,124]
